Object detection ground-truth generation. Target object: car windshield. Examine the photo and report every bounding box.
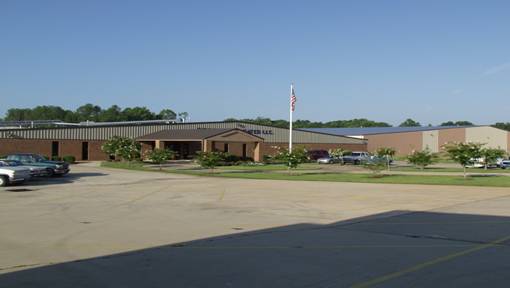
[352,153,361,156]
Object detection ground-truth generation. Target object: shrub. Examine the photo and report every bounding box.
[101,136,141,162]
[363,159,386,177]
[376,147,396,170]
[51,156,62,161]
[407,149,437,170]
[195,151,224,171]
[62,155,76,163]
[275,147,308,170]
[146,148,175,170]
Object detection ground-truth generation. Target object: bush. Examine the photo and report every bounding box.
[101,136,141,162]
[51,155,62,161]
[195,151,224,170]
[62,155,76,163]
[407,149,437,170]
[146,149,175,170]
[275,146,308,170]
[363,159,386,177]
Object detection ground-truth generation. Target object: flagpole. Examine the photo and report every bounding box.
[289,83,293,153]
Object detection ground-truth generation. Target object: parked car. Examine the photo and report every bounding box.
[5,154,70,176]
[0,159,49,177]
[0,162,31,186]
[317,156,343,164]
[500,160,510,169]
[307,150,330,161]
[342,151,371,165]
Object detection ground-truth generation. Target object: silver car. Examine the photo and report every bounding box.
[317,156,343,164]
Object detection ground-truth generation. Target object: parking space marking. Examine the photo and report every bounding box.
[350,234,510,288]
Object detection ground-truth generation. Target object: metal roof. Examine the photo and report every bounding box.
[303,126,481,136]
[0,120,366,144]
[137,128,262,141]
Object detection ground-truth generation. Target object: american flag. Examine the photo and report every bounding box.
[290,84,297,112]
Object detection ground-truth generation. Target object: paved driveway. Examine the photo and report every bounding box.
[1,163,510,287]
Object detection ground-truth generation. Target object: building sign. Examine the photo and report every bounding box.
[236,124,273,136]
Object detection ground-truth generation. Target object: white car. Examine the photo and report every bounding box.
[500,160,510,169]
[0,162,31,187]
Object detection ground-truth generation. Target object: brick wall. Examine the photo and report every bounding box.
[0,139,108,161]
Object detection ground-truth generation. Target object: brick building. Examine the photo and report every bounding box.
[305,126,510,156]
[0,121,367,161]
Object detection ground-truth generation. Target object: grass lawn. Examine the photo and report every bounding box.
[101,161,510,187]
[189,171,510,187]
[216,163,322,171]
[392,166,510,173]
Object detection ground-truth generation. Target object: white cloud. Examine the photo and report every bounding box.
[483,62,510,76]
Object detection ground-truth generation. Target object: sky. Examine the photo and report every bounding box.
[1,0,510,126]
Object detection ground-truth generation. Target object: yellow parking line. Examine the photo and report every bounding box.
[350,234,510,288]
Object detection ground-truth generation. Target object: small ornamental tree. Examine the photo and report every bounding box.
[328,148,346,158]
[101,136,141,162]
[407,149,437,170]
[376,147,396,170]
[363,158,386,177]
[147,148,176,170]
[196,151,224,171]
[480,148,506,170]
[275,147,308,171]
[443,142,483,178]
[116,138,141,162]
[101,136,123,160]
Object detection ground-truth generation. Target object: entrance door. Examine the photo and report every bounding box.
[82,142,89,161]
[242,144,247,158]
[51,141,59,158]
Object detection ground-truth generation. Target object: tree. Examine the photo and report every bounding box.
[275,147,308,171]
[196,151,224,171]
[440,121,474,127]
[122,107,156,121]
[101,136,140,162]
[407,149,437,170]
[76,104,102,122]
[399,118,421,127]
[99,105,124,122]
[493,122,510,131]
[146,148,176,170]
[376,147,396,170]
[328,148,347,158]
[443,142,483,178]
[363,159,387,177]
[158,109,177,120]
[480,148,506,170]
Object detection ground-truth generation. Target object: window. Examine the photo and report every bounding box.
[224,143,229,153]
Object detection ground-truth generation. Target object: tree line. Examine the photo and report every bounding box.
[2,104,189,123]
[225,117,489,129]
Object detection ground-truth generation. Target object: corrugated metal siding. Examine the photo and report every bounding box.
[0,122,365,144]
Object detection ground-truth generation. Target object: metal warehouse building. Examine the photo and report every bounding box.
[0,121,366,161]
[305,126,510,156]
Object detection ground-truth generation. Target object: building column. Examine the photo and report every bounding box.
[253,142,261,162]
[203,140,213,152]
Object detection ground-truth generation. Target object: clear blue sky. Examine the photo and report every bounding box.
[1,0,510,125]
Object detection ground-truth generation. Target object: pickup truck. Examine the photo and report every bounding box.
[0,162,31,186]
[342,151,371,165]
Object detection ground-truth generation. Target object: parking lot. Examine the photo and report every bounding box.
[2,163,510,287]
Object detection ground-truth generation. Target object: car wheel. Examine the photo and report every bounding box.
[46,168,55,177]
[354,160,360,165]
[0,176,8,187]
